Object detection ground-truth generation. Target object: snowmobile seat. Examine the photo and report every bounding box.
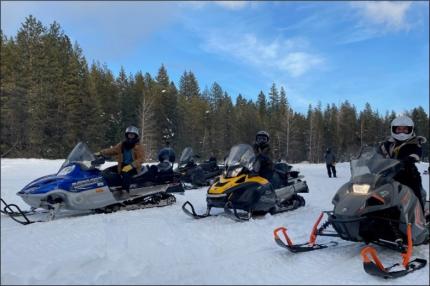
[134,165,149,178]
[274,163,292,176]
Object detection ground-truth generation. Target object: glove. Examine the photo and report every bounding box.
[121,164,134,173]
[403,156,417,169]
[332,162,336,166]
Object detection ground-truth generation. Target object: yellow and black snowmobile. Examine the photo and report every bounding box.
[182,143,309,221]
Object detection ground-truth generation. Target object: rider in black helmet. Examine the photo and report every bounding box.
[253,130,274,181]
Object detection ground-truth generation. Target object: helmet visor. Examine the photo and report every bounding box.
[392,126,413,135]
[126,132,137,139]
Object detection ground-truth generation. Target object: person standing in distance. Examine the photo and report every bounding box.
[324,147,337,178]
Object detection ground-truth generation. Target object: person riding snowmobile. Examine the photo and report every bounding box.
[96,125,144,194]
[253,130,274,183]
[378,115,427,212]
[158,141,176,164]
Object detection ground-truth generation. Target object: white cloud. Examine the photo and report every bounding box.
[350,1,412,31]
[215,1,249,10]
[0,2,179,62]
[203,32,324,77]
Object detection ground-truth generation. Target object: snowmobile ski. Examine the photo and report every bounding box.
[273,212,339,252]
[360,223,427,279]
[182,201,212,219]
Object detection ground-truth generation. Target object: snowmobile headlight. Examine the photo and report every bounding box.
[57,165,75,176]
[352,184,370,194]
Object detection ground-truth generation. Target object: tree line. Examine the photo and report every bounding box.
[1,16,429,162]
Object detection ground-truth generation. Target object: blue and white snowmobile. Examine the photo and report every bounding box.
[1,142,184,225]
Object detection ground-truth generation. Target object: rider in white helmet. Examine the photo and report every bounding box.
[379,115,427,212]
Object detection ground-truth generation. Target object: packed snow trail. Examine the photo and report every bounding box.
[1,159,429,285]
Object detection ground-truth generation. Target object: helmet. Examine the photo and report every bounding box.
[256,130,270,145]
[391,115,414,141]
[125,126,140,138]
[124,125,140,148]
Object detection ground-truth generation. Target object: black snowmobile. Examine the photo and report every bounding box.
[176,147,223,189]
[1,142,184,225]
[182,143,309,221]
[273,146,429,279]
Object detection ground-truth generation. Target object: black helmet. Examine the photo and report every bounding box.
[256,130,270,145]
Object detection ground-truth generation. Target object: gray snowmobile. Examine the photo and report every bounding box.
[273,145,429,279]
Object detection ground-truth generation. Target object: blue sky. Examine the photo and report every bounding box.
[1,1,429,115]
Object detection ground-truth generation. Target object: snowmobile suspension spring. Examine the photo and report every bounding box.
[317,220,331,234]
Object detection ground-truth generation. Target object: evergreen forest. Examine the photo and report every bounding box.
[1,16,429,162]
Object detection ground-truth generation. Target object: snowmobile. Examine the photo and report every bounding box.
[182,143,309,221]
[176,147,223,189]
[273,146,429,279]
[1,142,184,225]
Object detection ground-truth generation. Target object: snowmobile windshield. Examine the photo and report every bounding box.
[61,142,95,170]
[180,147,194,163]
[350,146,400,180]
[225,144,255,170]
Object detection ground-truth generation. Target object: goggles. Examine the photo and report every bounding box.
[256,135,269,144]
[392,126,413,134]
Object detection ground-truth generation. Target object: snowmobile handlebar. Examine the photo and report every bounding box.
[91,155,106,166]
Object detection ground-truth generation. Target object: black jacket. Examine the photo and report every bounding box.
[378,135,427,209]
[253,142,274,181]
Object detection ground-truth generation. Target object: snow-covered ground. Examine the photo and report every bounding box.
[1,159,429,285]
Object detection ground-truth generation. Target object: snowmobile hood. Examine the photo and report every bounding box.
[17,164,101,196]
[208,174,269,195]
[18,174,63,195]
[332,180,395,217]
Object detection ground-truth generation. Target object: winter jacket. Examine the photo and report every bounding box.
[100,141,145,174]
[378,135,427,210]
[324,151,336,165]
[253,142,274,180]
[378,136,426,162]
[158,147,176,163]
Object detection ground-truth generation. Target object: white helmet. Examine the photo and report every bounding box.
[391,115,414,141]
